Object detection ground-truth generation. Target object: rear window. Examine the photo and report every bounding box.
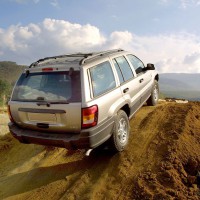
[12,70,81,103]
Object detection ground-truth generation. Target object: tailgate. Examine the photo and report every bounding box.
[9,102,82,132]
[9,68,82,133]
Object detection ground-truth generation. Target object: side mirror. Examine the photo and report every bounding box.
[146,63,155,70]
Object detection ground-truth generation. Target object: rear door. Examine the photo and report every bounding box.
[87,60,123,124]
[112,56,141,116]
[10,68,82,133]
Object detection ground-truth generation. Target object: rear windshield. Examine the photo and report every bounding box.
[12,70,81,103]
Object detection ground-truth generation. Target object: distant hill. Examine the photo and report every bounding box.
[0,61,26,85]
[159,73,200,101]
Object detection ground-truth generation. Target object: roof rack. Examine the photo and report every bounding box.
[29,53,92,68]
[80,49,124,65]
[29,49,124,68]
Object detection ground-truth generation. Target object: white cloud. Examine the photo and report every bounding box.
[159,0,200,8]
[184,52,200,65]
[0,18,200,73]
[0,19,106,63]
[105,31,133,50]
[180,0,200,8]
[130,33,200,73]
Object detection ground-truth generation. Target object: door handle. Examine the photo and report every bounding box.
[139,78,144,83]
[123,88,129,93]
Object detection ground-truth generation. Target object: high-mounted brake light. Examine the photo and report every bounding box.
[42,68,53,72]
[82,105,98,128]
[7,105,15,123]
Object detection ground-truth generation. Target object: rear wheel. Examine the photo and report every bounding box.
[109,110,130,152]
[147,80,159,106]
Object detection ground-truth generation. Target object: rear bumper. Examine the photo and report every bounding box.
[8,117,115,149]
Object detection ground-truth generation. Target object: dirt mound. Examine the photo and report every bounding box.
[132,102,200,200]
[0,102,199,200]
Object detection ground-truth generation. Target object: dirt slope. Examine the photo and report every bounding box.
[0,102,200,200]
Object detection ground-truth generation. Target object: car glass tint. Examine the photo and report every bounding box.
[115,56,134,81]
[12,71,81,102]
[90,61,116,97]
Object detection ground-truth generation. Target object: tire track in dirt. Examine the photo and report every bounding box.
[0,102,199,200]
[84,103,194,200]
[131,103,200,200]
[0,104,157,200]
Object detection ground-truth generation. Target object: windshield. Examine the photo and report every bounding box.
[12,70,81,103]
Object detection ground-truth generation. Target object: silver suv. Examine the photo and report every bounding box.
[8,49,159,152]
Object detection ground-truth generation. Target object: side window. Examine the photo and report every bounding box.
[114,56,134,82]
[127,54,145,74]
[90,61,116,97]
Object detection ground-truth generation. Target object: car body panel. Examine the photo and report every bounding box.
[8,49,159,150]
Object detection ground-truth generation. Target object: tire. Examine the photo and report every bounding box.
[109,110,130,152]
[147,80,159,106]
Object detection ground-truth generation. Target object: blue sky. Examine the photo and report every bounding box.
[0,0,200,73]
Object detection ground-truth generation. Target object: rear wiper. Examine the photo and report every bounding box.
[36,98,69,107]
[36,97,51,107]
[37,101,51,107]
[37,96,45,101]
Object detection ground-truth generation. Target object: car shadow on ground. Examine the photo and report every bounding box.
[0,146,117,199]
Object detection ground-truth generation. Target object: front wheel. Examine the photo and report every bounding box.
[147,80,159,106]
[109,110,130,152]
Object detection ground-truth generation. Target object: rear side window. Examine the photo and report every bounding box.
[12,70,81,102]
[114,56,134,82]
[90,61,116,97]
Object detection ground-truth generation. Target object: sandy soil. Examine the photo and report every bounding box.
[0,102,199,200]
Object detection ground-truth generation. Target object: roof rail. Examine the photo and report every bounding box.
[29,49,124,68]
[29,53,93,68]
[80,49,124,65]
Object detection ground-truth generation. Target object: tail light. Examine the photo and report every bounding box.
[7,105,15,123]
[82,105,98,129]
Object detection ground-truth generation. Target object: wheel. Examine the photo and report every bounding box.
[109,110,130,152]
[147,80,159,106]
